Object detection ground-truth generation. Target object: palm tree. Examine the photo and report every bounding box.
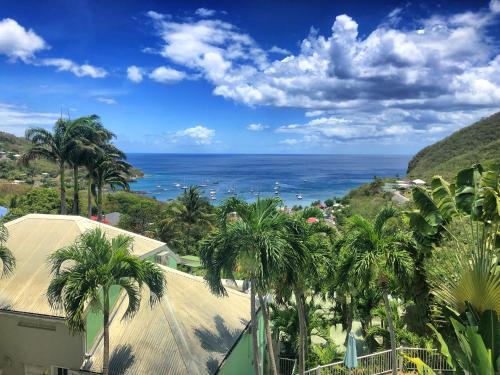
[278,208,334,375]
[47,228,166,375]
[338,207,414,375]
[160,186,214,254]
[0,222,15,277]
[200,197,289,375]
[91,151,131,221]
[68,115,115,215]
[22,119,86,214]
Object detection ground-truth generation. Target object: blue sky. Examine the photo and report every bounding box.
[0,0,499,154]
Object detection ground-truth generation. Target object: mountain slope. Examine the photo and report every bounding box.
[0,131,32,153]
[407,111,500,179]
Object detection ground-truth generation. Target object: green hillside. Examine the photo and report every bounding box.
[407,111,500,179]
[0,131,32,153]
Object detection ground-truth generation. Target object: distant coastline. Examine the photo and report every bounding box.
[127,153,411,206]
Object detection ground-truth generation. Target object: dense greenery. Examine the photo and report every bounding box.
[20,116,132,217]
[196,163,498,375]
[406,164,500,374]
[407,111,500,179]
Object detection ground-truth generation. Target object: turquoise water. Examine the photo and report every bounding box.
[127,154,411,206]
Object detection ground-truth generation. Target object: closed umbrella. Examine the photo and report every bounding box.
[344,332,358,371]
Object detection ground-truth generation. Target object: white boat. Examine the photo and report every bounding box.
[211,196,216,200]
[174,183,181,188]
[275,181,279,185]
[182,186,188,189]
[209,190,216,195]
[297,194,303,200]
[275,191,279,195]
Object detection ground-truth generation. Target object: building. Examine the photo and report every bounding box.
[0,214,255,375]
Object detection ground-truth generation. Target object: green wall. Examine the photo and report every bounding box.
[85,284,122,350]
[218,310,266,375]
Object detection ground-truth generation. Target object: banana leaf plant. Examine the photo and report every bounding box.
[406,164,499,252]
[407,308,499,375]
[405,165,500,374]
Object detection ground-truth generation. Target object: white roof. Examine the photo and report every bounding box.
[84,266,250,375]
[0,214,168,317]
[412,179,426,185]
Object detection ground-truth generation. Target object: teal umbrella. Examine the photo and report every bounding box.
[344,332,358,369]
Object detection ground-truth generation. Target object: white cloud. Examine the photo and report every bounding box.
[145,4,500,143]
[276,108,491,146]
[149,66,186,83]
[0,18,47,61]
[195,8,217,17]
[279,138,300,146]
[174,125,215,145]
[146,10,168,21]
[246,123,268,131]
[127,65,143,82]
[0,103,58,135]
[490,0,500,13]
[0,18,108,79]
[96,97,117,105]
[40,58,107,78]
[269,46,291,55]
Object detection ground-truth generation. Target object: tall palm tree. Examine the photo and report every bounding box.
[200,197,289,375]
[68,115,115,215]
[0,222,15,277]
[278,208,334,375]
[47,228,166,375]
[338,207,414,375]
[91,151,131,221]
[22,119,86,214]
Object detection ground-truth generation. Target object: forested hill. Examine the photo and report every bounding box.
[0,131,32,153]
[407,111,500,179]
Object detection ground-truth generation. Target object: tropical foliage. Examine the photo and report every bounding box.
[47,228,166,375]
[21,116,131,219]
[0,222,15,277]
[406,164,499,374]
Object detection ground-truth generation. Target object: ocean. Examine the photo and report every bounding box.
[127,154,411,206]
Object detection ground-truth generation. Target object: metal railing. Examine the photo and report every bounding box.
[304,347,455,375]
[279,357,297,375]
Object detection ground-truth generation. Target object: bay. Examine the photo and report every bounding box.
[127,154,411,206]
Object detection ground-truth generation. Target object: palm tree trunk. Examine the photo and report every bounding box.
[258,294,278,375]
[344,295,353,346]
[73,164,79,215]
[87,174,93,218]
[294,288,306,375]
[98,185,103,221]
[382,291,397,375]
[60,163,66,214]
[102,288,110,375]
[250,280,260,375]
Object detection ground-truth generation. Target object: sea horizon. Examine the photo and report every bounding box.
[127,153,411,206]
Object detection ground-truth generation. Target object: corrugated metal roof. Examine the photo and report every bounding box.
[0,214,168,317]
[84,266,250,375]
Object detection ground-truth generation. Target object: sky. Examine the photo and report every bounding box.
[0,0,499,154]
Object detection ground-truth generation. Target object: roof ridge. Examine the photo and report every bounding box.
[159,265,250,299]
[6,214,166,246]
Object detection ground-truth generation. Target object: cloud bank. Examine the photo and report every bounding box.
[144,1,500,147]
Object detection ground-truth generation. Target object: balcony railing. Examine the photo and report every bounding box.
[303,346,454,375]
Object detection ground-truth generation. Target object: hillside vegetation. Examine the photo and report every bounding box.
[407,111,500,179]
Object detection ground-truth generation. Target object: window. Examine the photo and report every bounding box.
[52,367,68,375]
